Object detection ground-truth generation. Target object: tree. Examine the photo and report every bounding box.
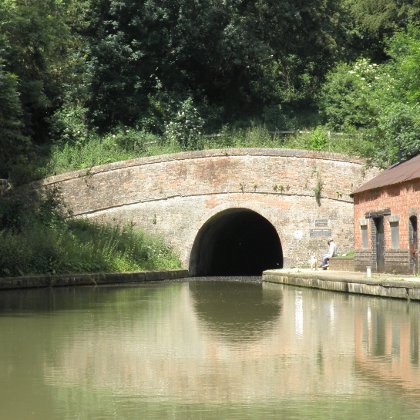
[340,0,420,61]
[376,25,420,162]
[320,25,420,165]
[85,0,342,132]
[0,0,87,144]
[0,54,30,178]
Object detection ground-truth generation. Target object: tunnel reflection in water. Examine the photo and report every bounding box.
[189,280,283,342]
[189,208,283,276]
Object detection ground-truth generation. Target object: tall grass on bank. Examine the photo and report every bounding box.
[42,125,372,178]
[0,190,181,277]
[0,220,181,277]
[203,125,373,158]
[45,130,182,177]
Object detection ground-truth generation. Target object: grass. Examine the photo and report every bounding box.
[40,125,371,178]
[42,127,178,175]
[0,191,181,277]
[335,250,355,259]
[0,220,181,277]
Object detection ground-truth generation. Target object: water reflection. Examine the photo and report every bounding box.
[354,298,420,398]
[0,280,420,419]
[189,278,282,342]
[294,291,303,337]
[40,280,288,404]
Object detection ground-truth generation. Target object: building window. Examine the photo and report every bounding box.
[390,221,399,249]
[361,225,368,249]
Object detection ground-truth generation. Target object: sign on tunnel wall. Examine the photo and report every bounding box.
[310,229,332,238]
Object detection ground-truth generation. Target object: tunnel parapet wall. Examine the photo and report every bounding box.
[38,149,379,270]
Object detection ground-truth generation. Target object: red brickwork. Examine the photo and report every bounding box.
[328,257,355,271]
[353,179,420,274]
[36,149,377,270]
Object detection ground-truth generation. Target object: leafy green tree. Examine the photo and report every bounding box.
[343,0,419,35]
[0,0,88,144]
[341,0,420,60]
[376,25,420,162]
[0,53,30,178]
[85,0,342,132]
[387,25,420,104]
[320,25,420,165]
[320,58,383,130]
[376,102,420,163]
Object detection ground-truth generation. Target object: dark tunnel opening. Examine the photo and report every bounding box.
[189,209,283,276]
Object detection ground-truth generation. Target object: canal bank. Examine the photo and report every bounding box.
[263,268,420,301]
[0,269,189,290]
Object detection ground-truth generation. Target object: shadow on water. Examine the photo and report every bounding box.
[0,282,172,316]
[188,276,283,342]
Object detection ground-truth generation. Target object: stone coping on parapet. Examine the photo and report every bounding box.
[0,270,189,290]
[37,148,365,187]
[262,268,420,301]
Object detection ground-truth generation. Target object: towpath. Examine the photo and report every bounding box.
[263,268,420,301]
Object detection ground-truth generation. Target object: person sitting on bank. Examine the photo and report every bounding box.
[321,239,337,269]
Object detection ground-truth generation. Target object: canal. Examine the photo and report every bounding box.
[1,278,420,419]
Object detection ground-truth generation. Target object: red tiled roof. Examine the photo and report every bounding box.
[352,154,420,195]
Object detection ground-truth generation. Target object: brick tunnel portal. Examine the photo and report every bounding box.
[189,209,283,276]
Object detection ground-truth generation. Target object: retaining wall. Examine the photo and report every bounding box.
[0,270,189,290]
[263,269,420,301]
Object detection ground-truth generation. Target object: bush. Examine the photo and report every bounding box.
[305,126,329,151]
[112,127,160,154]
[320,59,381,131]
[49,104,90,146]
[261,104,288,130]
[0,188,181,277]
[319,26,420,165]
[164,97,204,150]
[0,193,34,232]
[376,102,420,163]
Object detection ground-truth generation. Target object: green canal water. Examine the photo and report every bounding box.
[1,278,420,419]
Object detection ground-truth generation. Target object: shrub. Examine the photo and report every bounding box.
[164,97,204,150]
[320,59,382,131]
[319,26,420,165]
[376,102,420,164]
[261,104,288,130]
[305,127,329,151]
[49,104,90,146]
[0,188,181,277]
[112,127,160,154]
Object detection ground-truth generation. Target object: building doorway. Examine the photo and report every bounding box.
[374,217,385,272]
[409,216,418,275]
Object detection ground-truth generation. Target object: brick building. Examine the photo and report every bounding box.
[352,154,420,274]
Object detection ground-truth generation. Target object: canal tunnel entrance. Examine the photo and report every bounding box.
[189,209,283,276]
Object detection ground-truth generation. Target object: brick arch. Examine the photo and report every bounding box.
[36,149,379,270]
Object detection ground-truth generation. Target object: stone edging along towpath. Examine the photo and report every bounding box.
[0,270,189,290]
[263,268,420,301]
